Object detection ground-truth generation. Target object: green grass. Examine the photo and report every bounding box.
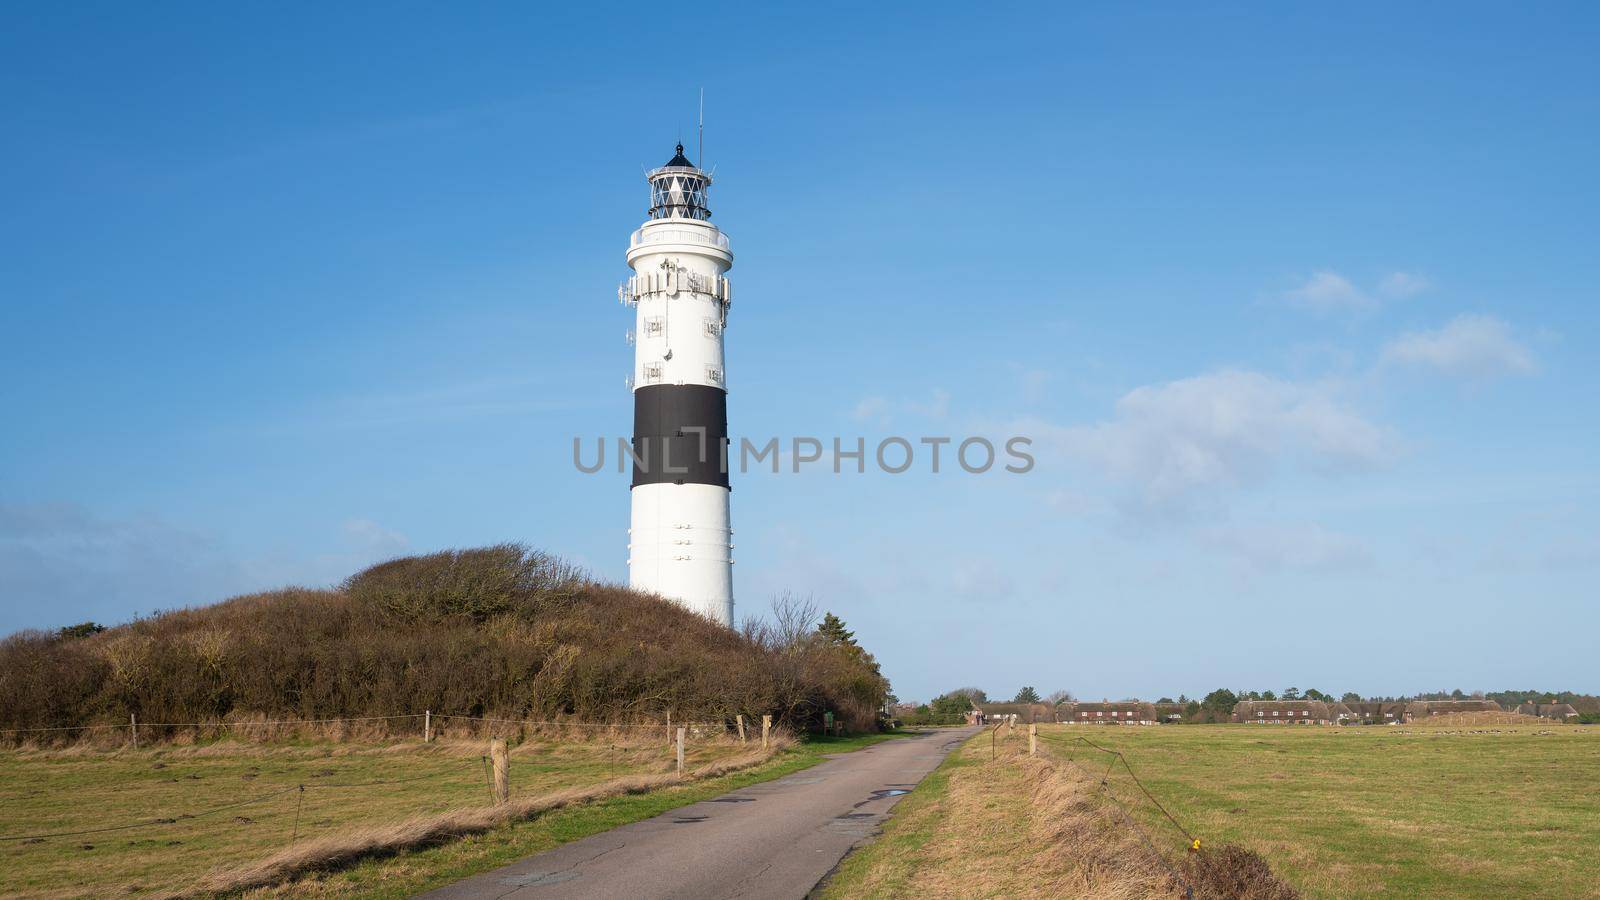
[1036,723,1600,898]
[0,732,899,898]
[815,733,977,898]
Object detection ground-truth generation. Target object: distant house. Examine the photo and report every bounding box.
[977,703,1054,724]
[1516,702,1579,721]
[1153,703,1186,723]
[1406,700,1502,719]
[1343,702,1410,725]
[1060,701,1158,725]
[1231,700,1344,725]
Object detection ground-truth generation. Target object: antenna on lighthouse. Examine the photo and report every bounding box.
[697,88,705,168]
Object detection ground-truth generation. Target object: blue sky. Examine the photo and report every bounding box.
[2,3,1596,703]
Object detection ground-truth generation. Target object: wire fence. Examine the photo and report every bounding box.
[1035,730,1200,899]
[0,711,738,740]
[0,715,765,848]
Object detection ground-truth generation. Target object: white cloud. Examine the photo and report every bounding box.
[342,518,409,556]
[949,556,1016,602]
[1381,314,1535,379]
[0,503,416,632]
[850,389,949,424]
[852,396,890,423]
[1284,271,1373,313]
[1201,521,1374,572]
[1282,270,1428,313]
[0,503,249,628]
[1378,271,1431,299]
[1036,369,1388,512]
[910,389,951,420]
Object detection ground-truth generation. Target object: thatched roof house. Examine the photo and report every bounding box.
[1231,700,1345,724]
[1516,702,1579,720]
[1343,702,1409,724]
[976,702,1055,724]
[1060,701,1158,725]
[1406,700,1502,718]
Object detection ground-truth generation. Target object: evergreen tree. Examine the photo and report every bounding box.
[1201,688,1239,715]
[1012,686,1041,704]
[816,612,857,647]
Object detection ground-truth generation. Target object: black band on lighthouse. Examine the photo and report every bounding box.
[631,384,730,488]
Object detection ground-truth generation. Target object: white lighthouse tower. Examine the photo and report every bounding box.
[618,143,735,626]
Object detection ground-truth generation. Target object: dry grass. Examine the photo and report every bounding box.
[0,731,785,898]
[172,742,783,898]
[823,729,1293,899]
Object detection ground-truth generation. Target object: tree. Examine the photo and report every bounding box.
[1261,690,1278,700]
[1282,687,1300,701]
[1341,691,1362,703]
[1157,697,1175,704]
[817,612,857,648]
[1012,686,1041,704]
[926,692,974,724]
[1201,689,1239,715]
[57,622,105,640]
[1177,694,1190,705]
[1304,688,1329,702]
[1043,689,1075,705]
[949,686,988,704]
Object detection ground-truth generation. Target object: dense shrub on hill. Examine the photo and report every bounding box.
[0,545,890,738]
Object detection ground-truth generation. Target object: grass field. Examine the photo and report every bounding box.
[820,726,1189,899]
[826,723,1598,899]
[0,731,897,898]
[1036,723,1599,898]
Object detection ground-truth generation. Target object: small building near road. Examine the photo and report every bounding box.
[974,703,1056,724]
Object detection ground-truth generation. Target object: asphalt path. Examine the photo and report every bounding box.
[419,726,979,899]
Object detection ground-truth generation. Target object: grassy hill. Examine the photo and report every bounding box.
[0,544,890,739]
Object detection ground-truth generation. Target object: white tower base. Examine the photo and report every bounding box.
[629,483,733,625]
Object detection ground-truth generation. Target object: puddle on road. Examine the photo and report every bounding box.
[671,815,709,824]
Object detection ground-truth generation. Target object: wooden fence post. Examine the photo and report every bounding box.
[761,715,772,749]
[490,739,509,804]
[424,710,432,743]
[1029,723,1037,756]
[667,712,673,749]
[676,727,686,776]
[130,713,138,750]
[737,714,746,743]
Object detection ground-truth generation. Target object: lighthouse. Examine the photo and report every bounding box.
[618,144,735,626]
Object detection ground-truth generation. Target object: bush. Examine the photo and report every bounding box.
[0,545,891,740]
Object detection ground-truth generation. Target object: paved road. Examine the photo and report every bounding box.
[420,727,979,900]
